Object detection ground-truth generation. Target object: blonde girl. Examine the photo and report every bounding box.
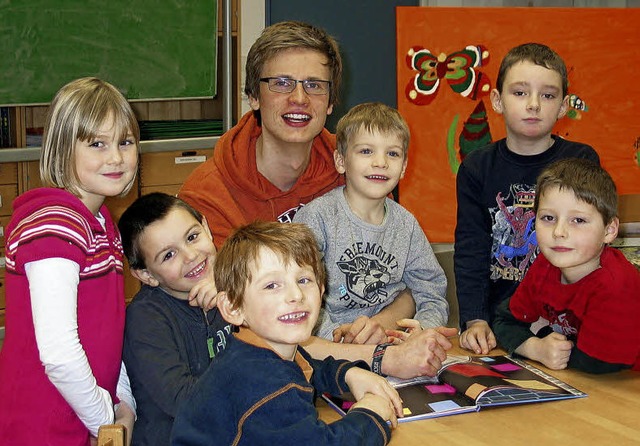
[0,77,139,446]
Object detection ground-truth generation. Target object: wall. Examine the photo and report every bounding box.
[239,0,266,116]
[420,0,640,5]
[266,0,420,131]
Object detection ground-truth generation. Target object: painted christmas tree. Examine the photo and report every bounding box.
[459,100,492,160]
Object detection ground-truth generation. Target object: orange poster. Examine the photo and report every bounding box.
[397,7,640,243]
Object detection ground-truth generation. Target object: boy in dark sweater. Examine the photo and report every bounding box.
[455,43,599,355]
[119,193,231,446]
[171,221,402,446]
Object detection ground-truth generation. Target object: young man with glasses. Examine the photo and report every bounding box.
[178,21,456,380]
[180,21,343,248]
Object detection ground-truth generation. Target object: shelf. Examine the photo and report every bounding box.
[0,136,221,163]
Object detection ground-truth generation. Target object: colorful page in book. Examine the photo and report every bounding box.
[441,355,587,407]
[322,355,479,422]
[321,385,479,423]
[321,355,586,423]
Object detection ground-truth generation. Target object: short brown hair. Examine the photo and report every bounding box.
[244,21,342,106]
[215,221,326,310]
[535,158,617,225]
[336,102,410,157]
[496,43,568,98]
[40,77,140,197]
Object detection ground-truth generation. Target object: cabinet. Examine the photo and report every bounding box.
[0,0,239,325]
[140,149,213,197]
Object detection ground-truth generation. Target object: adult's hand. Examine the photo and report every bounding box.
[332,316,387,345]
[382,326,457,379]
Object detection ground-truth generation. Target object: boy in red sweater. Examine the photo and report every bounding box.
[494,158,640,373]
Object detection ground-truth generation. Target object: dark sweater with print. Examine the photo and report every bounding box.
[454,136,599,329]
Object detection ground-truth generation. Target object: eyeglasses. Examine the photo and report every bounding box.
[259,77,331,95]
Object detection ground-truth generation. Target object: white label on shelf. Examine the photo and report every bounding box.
[175,156,206,164]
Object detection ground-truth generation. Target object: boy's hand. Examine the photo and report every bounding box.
[459,320,497,355]
[332,316,387,345]
[520,333,573,370]
[350,393,399,428]
[344,367,403,417]
[188,280,219,311]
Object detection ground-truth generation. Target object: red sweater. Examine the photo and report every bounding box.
[179,112,343,248]
[509,246,640,370]
[0,188,125,445]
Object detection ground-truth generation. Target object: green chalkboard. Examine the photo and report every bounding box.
[0,0,217,105]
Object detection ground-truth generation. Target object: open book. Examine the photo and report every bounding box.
[322,354,586,422]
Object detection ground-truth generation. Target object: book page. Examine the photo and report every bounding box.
[322,355,477,422]
[438,355,586,407]
[386,355,471,388]
[321,354,585,422]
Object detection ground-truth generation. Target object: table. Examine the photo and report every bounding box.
[317,341,640,446]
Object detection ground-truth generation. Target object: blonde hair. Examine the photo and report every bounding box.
[336,102,410,157]
[40,77,140,196]
[245,21,342,106]
[215,221,325,310]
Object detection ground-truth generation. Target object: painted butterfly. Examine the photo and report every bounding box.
[406,45,491,106]
[566,93,588,120]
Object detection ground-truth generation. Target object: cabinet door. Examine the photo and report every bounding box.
[19,161,43,192]
[0,185,18,217]
[0,162,18,185]
[103,182,141,303]
[139,149,212,189]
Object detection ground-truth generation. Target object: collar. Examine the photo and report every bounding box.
[235,327,313,382]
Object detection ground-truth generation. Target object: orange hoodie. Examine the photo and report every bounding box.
[179,111,343,248]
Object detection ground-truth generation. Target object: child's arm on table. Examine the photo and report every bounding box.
[344,367,403,421]
[454,161,495,343]
[494,297,572,370]
[350,394,399,429]
[403,224,449,330]
[305,351,401,429]
[515,333,573,370]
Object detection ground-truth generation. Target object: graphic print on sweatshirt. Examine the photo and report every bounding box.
[543,303,580,341]
[277,204,304,224]
[336,242,397,308]
[489,183,538,283]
